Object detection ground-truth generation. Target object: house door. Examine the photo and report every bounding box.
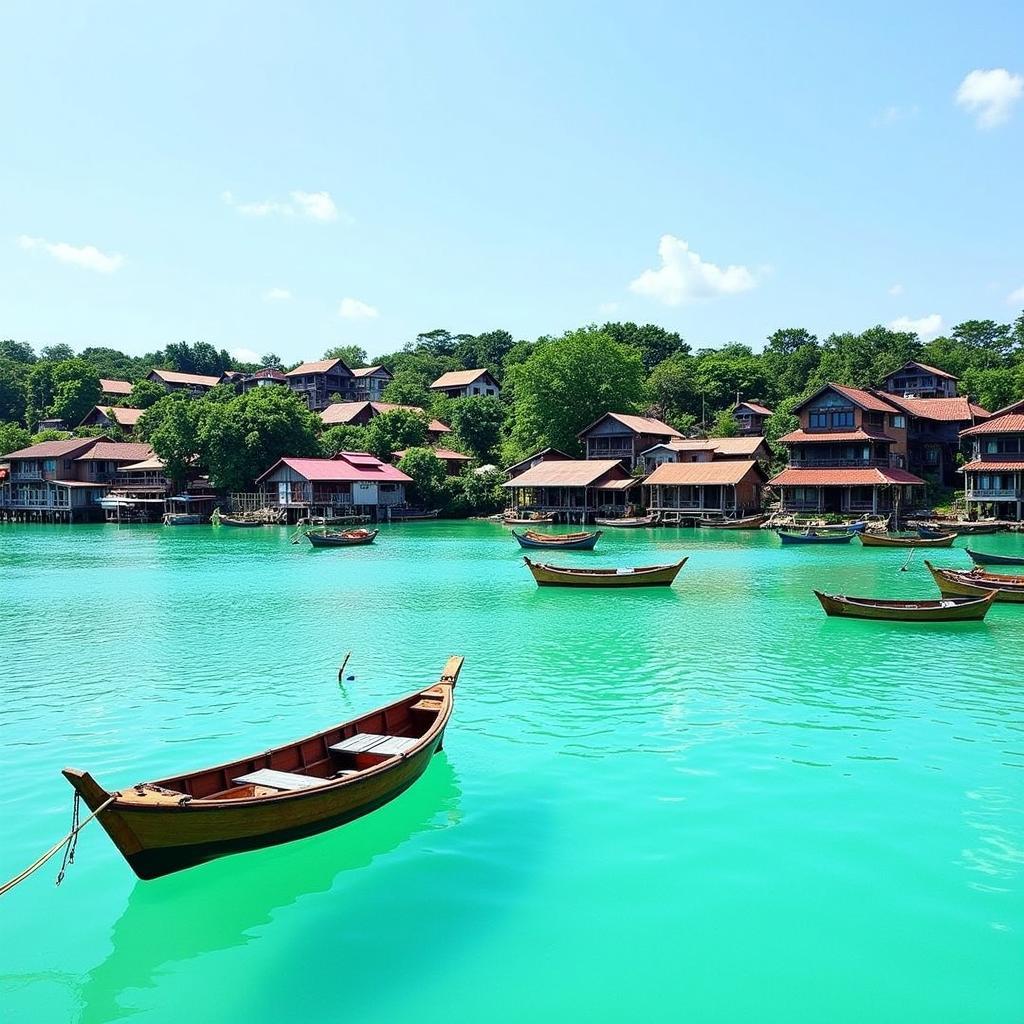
[822,489,842,513]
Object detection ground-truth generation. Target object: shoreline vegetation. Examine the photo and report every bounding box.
[1,317,1023,520]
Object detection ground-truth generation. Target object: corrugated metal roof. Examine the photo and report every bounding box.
[285,358,348,377]
[256,454,412,484]
[320,401,450,433]
[501,459,627,488]
[645,460,765,485]
[99,378,133,394]
[734,401,773,416]
[430,368,495,388]
[578,412,682,438]
[150,369,222,387]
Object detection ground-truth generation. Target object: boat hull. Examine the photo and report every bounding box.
[778,530,854,544]
[524,556,686,587]
[697,515,767,530]
[512,530,600,550]
[593,517,654,528]
[859,532,957,548]
[814,589,994,621]
[966,547,1024,566]
[925,561,1024,603]
[307,529,378,547]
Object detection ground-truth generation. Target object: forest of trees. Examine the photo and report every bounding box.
[2,313,1023,509]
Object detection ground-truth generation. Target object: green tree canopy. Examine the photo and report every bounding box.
[708,408,739,437]
[396,448,448,507]
[0,340,36,363]
[0,421,32,456]
[364,409,430,460]
[601,322,690,372]
[449,395,505,460]
[320,424,370,457]
[128,379,168,409]
[49,359,101,426]
[380,370,433,408]
[140,395,202,487]
[323,344,368,366]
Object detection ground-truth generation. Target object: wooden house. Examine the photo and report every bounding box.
[79,406,144,432]
[578,413,681,469]
[501,459,635,522]
[880,360,958,399]
[0,437,110,522]
[351,366,393,400]
[320,401,451,443]
[74,442,155,486]
[147,368,223,395]
[99,378,133,402]
[732,401,773,435]
[393,447,471,476]
[959,398,1024,521]
[645,460,766,519]
[505,447,574,481]
[285,358,357,411]
[256,451,412,522]
[429,369,501,399]
[239,368,287,393]
[640,435,771,472]
[768,383,924,515]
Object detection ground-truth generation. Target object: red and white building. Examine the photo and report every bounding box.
[959,398,1024,521]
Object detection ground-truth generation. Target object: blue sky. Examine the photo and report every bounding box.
[2,1,1022,364]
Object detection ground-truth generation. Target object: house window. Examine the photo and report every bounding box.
[924,446,939,466]
[809,411,828,429]
[832,410,854,428]
[891,415,906,429]
[43,459,56,472]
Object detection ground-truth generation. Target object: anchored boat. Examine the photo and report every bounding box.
[813,590,995,622]
[778,529,855,545]
[62,657,463,879]
[924,561,1024,603]
[859,532,957,548]
[966,547,1024,567]
[523,556,686,587]
[593,515,656,528]
[697,515,767,529]
[306,528,378,547]
[512,529,601,550]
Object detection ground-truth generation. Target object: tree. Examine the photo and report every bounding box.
[0,340,36,363]
[48,360,101,427]
[446,466,505,517]
[320,424,370,457]
[817,326,919,388]
[709,408,739,437]
[397,448,448,507]
[764,397,802,474]
[31,428,71,443]
[128,379,167,409]
[414,329,457,357]
[450,396,505,460]
[381,370,432,408]
[0,421,31,456]
[41,343,75,362]
[691,344,771,422]
[453,329,514,377]
[601,322,689,372]
[162,341,233,376]
[364,409,429,459]
[506,327,647,459]
[647,351,697,426]
[202,386,321,492]
[141,396,202,487]
[760,328,822,405]
[0,359,28,423]
[323,344,368,367]
[261,353,284,370]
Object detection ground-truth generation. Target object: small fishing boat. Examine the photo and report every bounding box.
[512,529,602,550]
[523,556,686,587]
[389,507,439,521]
[162,512,202,526]
[813,589,995,622]
[919,521,1001,536]
[219,515,262,528]
[593,515,656,528]
[924,561,1024,603]
[62,657,463,879]
[796,519,869,534]
[966,547,1024,567]
[916,525,954,539]
[859,532,957,548]
[777,529,855,545]
[502,512,556,526]
[306,528,379,547]
[697,514,767,529]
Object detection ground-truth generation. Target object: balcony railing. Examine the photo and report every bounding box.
[789,458,891,469]
[967,488,1020,499]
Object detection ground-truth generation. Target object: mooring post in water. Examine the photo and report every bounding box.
[338,651,351,682]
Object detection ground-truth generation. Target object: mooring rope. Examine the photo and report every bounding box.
[0,793,116,898]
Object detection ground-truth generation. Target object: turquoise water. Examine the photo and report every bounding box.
[1,522,1023,1023]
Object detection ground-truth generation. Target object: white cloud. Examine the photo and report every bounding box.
[888,283,904,296]
[888,313,943,339]
[629,235,758,306]
[18,234,124,273]
[1007,285,1024,305]
[231,347,262,363]
[223,189,342,222]
[955,68,1023,128]
[264,287,292,301]
[338,297,379,319]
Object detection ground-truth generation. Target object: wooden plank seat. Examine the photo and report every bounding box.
[329,733,419,757]
[232,768,329,792]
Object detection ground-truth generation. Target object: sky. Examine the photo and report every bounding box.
[1,1,1022,365]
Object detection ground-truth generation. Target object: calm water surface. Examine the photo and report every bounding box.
[1,522,1023,1023]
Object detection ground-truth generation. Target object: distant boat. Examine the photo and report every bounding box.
[306,528,378,547]
[966,547,1024,567]
[777,529,855,545]
[502,512,556,526]
[697,514,767,529]
[593,515,655,528]
[523,556,686,587]
[925,561,1024,603]
[162,513,202,526]
[219,515,262,528]
[62,656,464,879]
[389,507,439,521]
[918,522,1000,537]
[512,529,601,550]
[858,532,957,548]
[813,589,995,622]
[808,520,868,534]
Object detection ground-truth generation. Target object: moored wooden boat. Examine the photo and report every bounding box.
[219,515,263,528]
[813,589,995,622]
[593,515,655,528]
[162,512,202,526]
[306,527,378,547]
[799,519,869,534]
[778,529,855,545]
[924,561,1024,603]
[859,531,957,548]
[388,507,439,521]
[697,514,767,529]
[918,521,1001,536]
[502,512,556,525]
[62,657,464,879]
[523,556,686,587]
[966,547,1024,567]
[512,529,601,550]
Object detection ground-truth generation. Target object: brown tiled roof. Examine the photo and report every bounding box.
[707,436,771,456]
[881,395,979,423]
[285,358,348,377]
[149,368,222,387]
[734,401,773,416]
[85,405,144,427]
[351,365,391,378]
[501,459,627,488]
[505,447,573,475]
[779,428,895,444]
[886,360,957,381]
[769,467,924,486]
[75,442,154,462]
[796,383,898,414]
[961,414,1024,437]
[960,460,1024,472]
[645,459,765,485]
[3,437,99,459]
[430,368,496,389]
[119,456,166,472]
[969,403,992,420]
[578,412,682,439]
[320,401,450,433]
[99,378,133,395]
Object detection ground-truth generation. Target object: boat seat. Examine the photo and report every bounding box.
[330,733,419,757]
[232,768,327,792]
[411,699,443,712]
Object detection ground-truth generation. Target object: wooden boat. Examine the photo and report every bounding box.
[777,529,855,545]
[593,515,655,528]
[966,547,1024,567]
[858,531,957,548]
[813,589,995,622]
[219,515,262,528]
[916,525,954,539]
[697,514,767,529]
[306,528,378,547]
[388,507,439,521]
[919,521,1000,536]
[512,529,601,550]
[924,561,1024,603]
[62,657,464,879]
[162,513,202,526]
[502,513,556,526]
[523,556,686,587]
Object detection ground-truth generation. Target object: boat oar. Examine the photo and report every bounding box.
[338,651,352,683]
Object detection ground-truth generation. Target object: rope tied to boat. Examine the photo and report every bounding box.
[0,793,116,898]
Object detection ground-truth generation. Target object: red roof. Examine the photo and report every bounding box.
[3,437,100,459]
[578,412,682,439]
[881,395,981,423]
[769,467,925,486]
[430,368,496,389]
[778,429,895,444]
[795,383,898,414]
[84,405,144,427]
[734,401,773,416]
[961,414,1024,437]
[99,378,133,395]
[255,453,411,484]
[285,358,349,377]
[75,442,154,462]
[886,360,958,381]
[960,460,1024,472]
[320,401,450,434]
[149,368,222,387]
